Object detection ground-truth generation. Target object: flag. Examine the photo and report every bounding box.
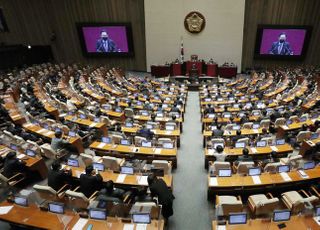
[180,37,184,63]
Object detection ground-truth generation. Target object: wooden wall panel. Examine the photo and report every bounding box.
[0,0,146,71]
[242,0,320,70]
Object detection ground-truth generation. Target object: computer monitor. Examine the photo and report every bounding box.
[43,123,49,129]
[310,133,319,140]
[253,111,260,116]
[256,141,267,147]
[252,124,260,129]
[68,111,74,115]
[166,125,175,131]
[93,162,105,171]
[162,104,168,108]
[132,213,151,224]
[141,111,149,116]
[141,141,152,147]
[218,169,232,177]
[26,149,36,157]
[273,210,291,222]
[218,98,223,101]
[156,113,164,117]
[14,195,28,207]
[120,139,131,145]
[224,114,231,118]
[101,137,111,144]
[286,120,293,125]
[213,143,224,149]
[211,126,217,131]
[79,114,87,119]
[67,158,79,167]
[125,122,133,127]
[300,117,307,122]
[276,139,285,145]
[228,213,247,225]
[315,206,320,216]
[248,167,261,176]
[121,166,134,175]
[89,208,106,220]
[9,143,18,151]
[55,128,62,133]
[277,165,290,173]
[115,108,122,113]
[137,101,142,106]
[205,98,211,102]
[312,113,319,119]
[48,202,64,214]
[234,104,239,108]
[94,117,100,123]
[102,104,111,110]
[208,114,215,118]
[163,142,174,149]
[303,161,315,170]
[68,131,76,137]
[235,142,246,148]
[232,125,241,130]
[146,124,153,129]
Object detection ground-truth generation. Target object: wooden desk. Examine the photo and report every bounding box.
[23,123,84,153]
[90,142,178,168]
[2,95,26,125]
[212,215,319,230]
[277,119,315,138]
[82,88,106,104]
[207,167,320,201]
[64,115,108,136]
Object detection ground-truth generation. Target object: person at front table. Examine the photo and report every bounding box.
[2,151,26,178]
[212,124,224,137]
[268,33,293,55]
[96,31,118,52]
[212,145,226,162]
[236,148,253,163]
[147,174,175,226]
[48,160,72,191]
[80,165,103,198]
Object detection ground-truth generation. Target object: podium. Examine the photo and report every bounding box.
[186,61,202,75]
[151,65,170,78]
[218,66,237,78]
[206,63,218,77]
[171,63,182,76]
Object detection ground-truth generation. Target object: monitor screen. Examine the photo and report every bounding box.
[315,206,320,216]
[141,141,152,147]
[252,124,260,129]
[232,125,241,130]
[235,142,246,148]
[48,202,64,214]
[93,162,105,171]
[163,142,174,149]
[67,158,79,167]
[79,114,87,119]
[277,165,290,173]
[211,126,217,131]
[94,117,100,123]
[68,131,76,137]
[26,149,36,157]
[303,161,315,170]
[115,108,122,113]
[224,114,231,118]
[249,167,261,176]
[218,169,232,177]
[14,196,28,207]
[208,114,215,118]
[55,128,62,133]
[120,139,131,145]
[286,120,293,125]
[276,139,285,145]
[254,25,312,60]
[141,111,149,116]
[125,122,133,127]
[300,117,307,122]
[132,213,151,224]
[9,143,17,151]
[102,137,111,144]
[229,213,247,225]
[76,22,134,57]
[89,208,106,220]
[166,125,175,131]
[146,124,153,129]
[121,166,134,175]
[256,141,267,147]
[273,210,291,222]
[311,133,319,140]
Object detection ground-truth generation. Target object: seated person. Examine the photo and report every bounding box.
[258,128,271,141]
[51,130,77,153]
[236,148,253,163]
[80,165,103,198]
[97,180,126,202]
[231,130,243,144]
[137,124,155,140]
[48,160,72,191]
[2,151,26,178]
[212,124,224,137]
[212,145,226,162]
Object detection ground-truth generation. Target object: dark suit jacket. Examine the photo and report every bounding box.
[48,169,72,191]
[269,42,292,55]
[137,128,154,140]
[237,155,253,162]
[96,39,117,52]
[213,129,224,137]
[79,173,103,198]
[3,158,26,178]
[150,179,174,205]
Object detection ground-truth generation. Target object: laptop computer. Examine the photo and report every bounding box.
[273,210,291,222]
[93,162,105,172]
[48,202,64,214]
[101,137,111,144]
[256,141,267,147]
[14,195,28,207]
[228,213,247,225]
[121,166,134,175]
[277,165,290,173]
[218,169,232,177]
[276,139,285,145]
[248,167,261,176]
[303,161,315,170]
[26,149,36,157]
[68,131,76,137]
[132,213,151,224]
[67,158,79,167]
[235,142,246,148]
[89,208,106,220]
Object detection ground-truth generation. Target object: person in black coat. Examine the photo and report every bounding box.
[236,148,253,164]
[47,160,72,191]
[147,174,175,224]
[2,151,26,178]
[79,165,103,198]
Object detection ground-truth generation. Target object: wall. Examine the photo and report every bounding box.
[0,0,146,71]
[242,0,320,70]
[145,0,245,72]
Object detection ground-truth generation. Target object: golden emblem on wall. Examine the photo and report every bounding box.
[184,11,206,34]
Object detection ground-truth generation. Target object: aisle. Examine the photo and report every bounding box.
[169,92,214,230]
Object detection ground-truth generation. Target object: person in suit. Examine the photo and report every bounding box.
[236,148,253,163]
[212,124,224,137]
[269,33,293,55]
[98,180,126,202]
[137,124,154,140]
[96,31,117,52]
[47,160,72,191]
[79,165,103,198]
[147,174,175,225]
[2,152,26,178]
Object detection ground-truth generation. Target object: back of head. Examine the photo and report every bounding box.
[242,147,249,156]
[55,130,63,138]
[51,160,61,171]
[6,151,16,159]
[105,180,114,194]
[217,124,222,130]
[216,145,224,153]
[85,165,94,175]
[147,173,157,185]
[236,130,241,136]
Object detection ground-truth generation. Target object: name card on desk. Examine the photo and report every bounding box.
[208,149,214,155]
[280,172,292,181]
[251,175,262,184]
[17,154,26,159]
[216,226,226,230]
[251,148,257,153]
[270,146,278,152]
[123,224,134,230]
[0,206,13,215]
[38,128,47,134]
[116,174,126,183]
[97,143,106,148]
[154,148,162,154]
[298,170,309,179]
[72,218,88,230]
[209,177,218,186]
[137,176,148,186]
[136,224,147,230]
[253,129,259,134]
[282,125,289,130]
[89,122,97,127]
[24,123,32,128]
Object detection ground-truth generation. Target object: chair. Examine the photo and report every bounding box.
[242,122,253,129]
[152,160,172,175]
[3,130,15,140]
[33,184,67,202]
[260,119,270,128]
[264,162,281,174]
[209,162,231,176]
[281,190,319,213]
[165,122,177,130]
[224,124,234,131]
[0,173,25,188]
[210,138,225,146]
[275,118,286,128]
[124,108,134,118]
[248,193,279,216]
[134,136,147,146]
[261,137,273,145]
[13,135,25,145]
[236,138,250,145]
[80,153,94,167]
[296,131,311,143]
[215,195,243,216]
[235,162,255,175]
[111,134,123,145]
[280,154,303,169]
[65,187,98,210]
[157,138,173,146]
[289,115,299,123]
[251,110,262,117]
[40,143,66,159]
[102,156,125,172]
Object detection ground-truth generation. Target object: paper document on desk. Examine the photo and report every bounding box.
[270,146,278,152]
[165,131,172,135]
[97,143,106,149]
[154,148,162,154]
[45,131,54,136]
[89,122,97,127]
[207,149,214,155]
[251,147,257,153]
[313,216,320,226]
[38,128,47,134]
[251,175,261,184]
[123,223,134,230]
[116,174,126,183]
[282,125,289,129]
[72,218,88,230]
[24,123,32,128]
[298,170,309,179]
[216,225,226,230]
[253,129,259,134]
[137,176,148,185]
[17,154,26,159]
[0,206,13,215]
[136,224,147,230]
[280,172,292,181]
[209,177,218,186]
